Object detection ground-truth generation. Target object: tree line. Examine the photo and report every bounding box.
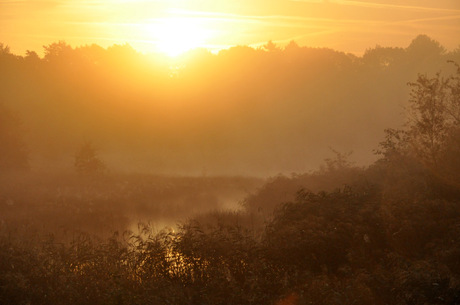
[1,63,460,304]
[1,35,459,175]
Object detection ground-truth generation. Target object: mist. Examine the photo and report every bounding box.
[1,35,458,176]
[2,35,460,304]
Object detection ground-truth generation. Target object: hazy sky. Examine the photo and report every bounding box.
[1,0,459,56]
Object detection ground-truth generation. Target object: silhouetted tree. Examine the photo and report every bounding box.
[43,41,74,63]
[378,63,460,166]
[362,45,404,70]
[74,142,105,175]
[407,34,446,58]
[446,61,460,123]
[0,43,11,55]
[0,104,28,171]
[263,40,280,52]
[407,72,450,165]
[284,40,300,51]
[376,62,460,200]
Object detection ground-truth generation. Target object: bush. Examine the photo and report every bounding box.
[74,142,106,175]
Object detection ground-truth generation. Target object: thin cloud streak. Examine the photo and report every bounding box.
[388,14,460,25]
[56,10,460,49]
[1,0,459,55]
[291,0,460,13]
[167,9,393,26]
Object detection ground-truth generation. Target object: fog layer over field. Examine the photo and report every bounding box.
[2,32,460,304]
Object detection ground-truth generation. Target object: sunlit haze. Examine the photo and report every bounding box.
[2,1,460,303]
[145,16,214,57]
[1,0,459,56]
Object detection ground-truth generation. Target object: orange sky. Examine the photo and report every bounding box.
[1,0,459,56]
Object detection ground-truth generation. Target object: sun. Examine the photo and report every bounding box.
[148,17,211,57]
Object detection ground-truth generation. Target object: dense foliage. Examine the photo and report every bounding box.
[1,179,459,304]
[1,44,460,304]
[0,104,28,171]
[0,36,459,175]
[74,142,106,175]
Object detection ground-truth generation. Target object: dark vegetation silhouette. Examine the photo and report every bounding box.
[0,35,459,175]
[0,104,28,171]
[1,37,460,304]
[74,142,106,175]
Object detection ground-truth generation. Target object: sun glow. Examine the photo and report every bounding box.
[148,17,212,57]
